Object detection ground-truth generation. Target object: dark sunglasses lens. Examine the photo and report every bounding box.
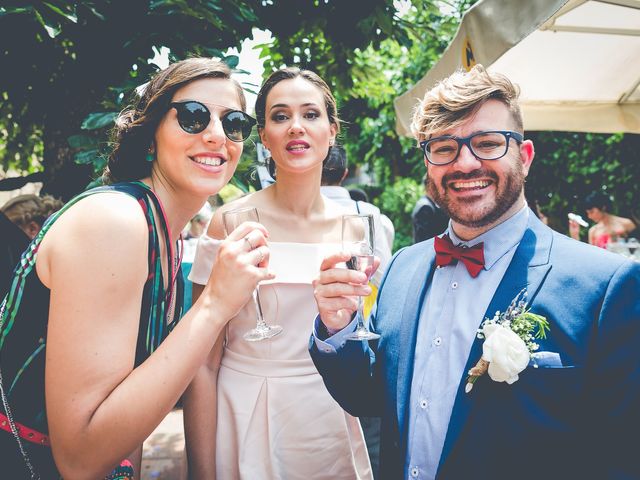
[176,102,210,134]
[222,111,254,142]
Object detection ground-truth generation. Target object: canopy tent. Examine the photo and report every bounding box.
[394,0,640,136]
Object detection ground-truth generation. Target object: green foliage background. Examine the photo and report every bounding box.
[526,132,640,241]
[1,1,638,250]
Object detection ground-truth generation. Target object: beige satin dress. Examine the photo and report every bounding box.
[189,237,372,480]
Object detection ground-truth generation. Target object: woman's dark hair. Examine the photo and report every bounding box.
[104,58,246,184]
[254,67,340,178]
[321,145,347,185]
[584,191,613,212]
[348,188,369,203]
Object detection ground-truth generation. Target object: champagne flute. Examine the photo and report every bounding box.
[342,214,380,341]
[223,206,283,342]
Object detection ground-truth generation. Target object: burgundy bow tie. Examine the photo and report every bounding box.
[434,234,485,278]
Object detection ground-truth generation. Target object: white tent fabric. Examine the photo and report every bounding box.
[394,0,640,135]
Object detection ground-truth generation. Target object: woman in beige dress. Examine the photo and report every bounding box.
[185,68,373,479]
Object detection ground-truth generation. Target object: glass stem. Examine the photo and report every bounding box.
[355,296,365,331]
[253,288,267,329]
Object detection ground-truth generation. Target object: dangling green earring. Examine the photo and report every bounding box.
[146,147,155,162]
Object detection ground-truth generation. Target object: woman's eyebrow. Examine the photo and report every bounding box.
[269,102,319,111]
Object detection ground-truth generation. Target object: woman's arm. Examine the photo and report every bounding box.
[40,194,269,479]
[568,220,581,240]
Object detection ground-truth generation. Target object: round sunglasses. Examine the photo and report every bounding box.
[170,100,256,142]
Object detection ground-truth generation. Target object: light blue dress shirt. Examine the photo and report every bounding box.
[405,206,529,480]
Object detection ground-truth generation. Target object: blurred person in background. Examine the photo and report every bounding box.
[569,190,636,248]
[1,193,63,239]
[184,207,212,241]
[0,211,30,299]
[1,193,62,300]
[411,173,449,243]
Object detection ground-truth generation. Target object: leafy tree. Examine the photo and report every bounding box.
[0,0,423,200]
[0,1,262,199]
[3,1,635,250]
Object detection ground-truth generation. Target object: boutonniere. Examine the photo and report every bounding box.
[465,289,550,394]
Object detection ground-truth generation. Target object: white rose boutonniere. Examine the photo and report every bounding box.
[465,289,550,394]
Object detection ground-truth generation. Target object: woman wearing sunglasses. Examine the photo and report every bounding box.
[0,57,271,479]
[187,68,373,479]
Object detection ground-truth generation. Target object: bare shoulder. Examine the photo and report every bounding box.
[43,191,148,246]
[621,216,636,232]
[38,191,149,285]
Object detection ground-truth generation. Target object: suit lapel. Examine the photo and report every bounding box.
[438,214,554,470]
[396,244,435,446]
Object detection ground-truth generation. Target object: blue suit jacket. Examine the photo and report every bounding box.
[311,213,640,479]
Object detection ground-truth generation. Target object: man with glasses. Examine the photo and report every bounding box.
[310,65,639,479]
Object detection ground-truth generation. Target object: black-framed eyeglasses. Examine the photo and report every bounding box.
[170,100,257,142]
[420,130,524,166]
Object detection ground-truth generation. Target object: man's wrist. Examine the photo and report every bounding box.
[325,324,343,336]
[318,320,343,339]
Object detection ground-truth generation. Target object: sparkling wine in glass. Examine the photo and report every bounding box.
[342,214,380,341]
[223,206,283,342]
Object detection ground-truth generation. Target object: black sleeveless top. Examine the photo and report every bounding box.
[0,181,183,479]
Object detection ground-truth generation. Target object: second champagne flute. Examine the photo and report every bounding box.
[342,213,379,341]
[223,206,283,342]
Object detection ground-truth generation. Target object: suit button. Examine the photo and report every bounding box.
[410,466,419,477]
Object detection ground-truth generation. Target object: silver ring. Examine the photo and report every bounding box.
[244,236,254,250]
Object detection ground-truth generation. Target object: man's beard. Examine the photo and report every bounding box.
[427,159,525,229]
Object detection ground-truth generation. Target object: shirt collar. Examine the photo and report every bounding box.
[446,205,529,270]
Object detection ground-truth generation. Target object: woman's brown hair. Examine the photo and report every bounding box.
[105,58,246,183]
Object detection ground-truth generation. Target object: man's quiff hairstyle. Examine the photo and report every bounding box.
[411,64,523,141]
